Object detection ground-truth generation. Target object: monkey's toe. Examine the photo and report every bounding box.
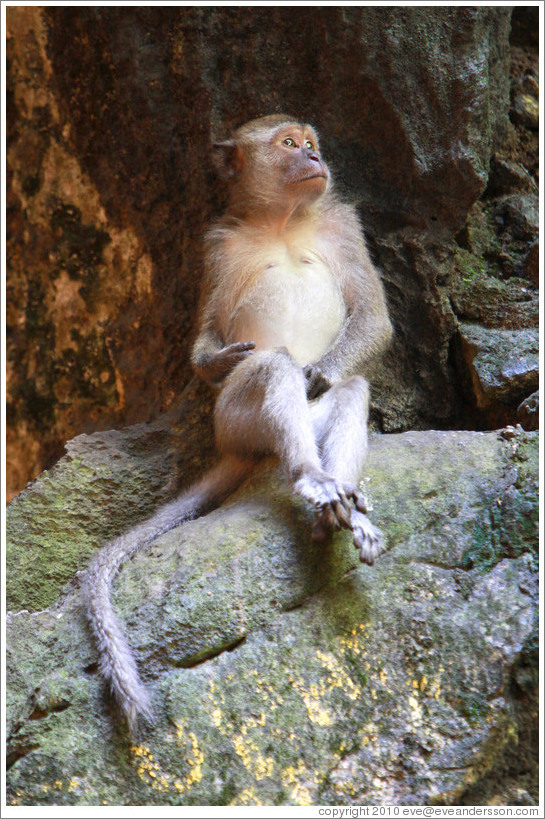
[293,472,352,519]
[351,511,383,565]
[342,483,369,514]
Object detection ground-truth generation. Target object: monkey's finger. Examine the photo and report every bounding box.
[353,529,375,565]
[344,484,368,514]
[224,341,255,354]
[317,504,341,531]
[360,548,375,566]
[233,351,255,364]
[335,486,355,517]
[332,500,352,529]
[354,493,368,514]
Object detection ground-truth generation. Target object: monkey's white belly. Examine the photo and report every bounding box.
[227,255,345,366]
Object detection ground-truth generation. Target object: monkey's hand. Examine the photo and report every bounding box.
[201,341,256,383]
[303,364,332,399]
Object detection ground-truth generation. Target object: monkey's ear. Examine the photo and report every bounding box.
[212,140,244,180]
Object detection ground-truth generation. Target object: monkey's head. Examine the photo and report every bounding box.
[213,115,330,214]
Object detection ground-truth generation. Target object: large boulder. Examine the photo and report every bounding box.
[6,424,538,806]
[7,5,527,498]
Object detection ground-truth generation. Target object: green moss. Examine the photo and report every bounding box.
[455,247,487,283]
[459,693,492,726]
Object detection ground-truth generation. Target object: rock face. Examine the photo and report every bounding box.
[5,4,540,808]
[6,425,538,806]
[6,5,539,499]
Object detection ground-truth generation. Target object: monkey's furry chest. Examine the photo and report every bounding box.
[225,251,345,366]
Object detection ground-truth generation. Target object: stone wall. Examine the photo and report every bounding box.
[6,6,538,499]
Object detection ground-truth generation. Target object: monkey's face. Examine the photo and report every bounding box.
[215,118,330,214]
[271,124,329,203]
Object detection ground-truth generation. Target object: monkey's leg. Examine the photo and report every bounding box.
[84,453,254,734]
[214,349,353,525]
[310,375,383,565]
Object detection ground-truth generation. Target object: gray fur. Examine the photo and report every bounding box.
[84,456,252,733]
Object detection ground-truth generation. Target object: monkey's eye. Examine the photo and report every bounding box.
[305,140,314,150]
[283,137,297,147]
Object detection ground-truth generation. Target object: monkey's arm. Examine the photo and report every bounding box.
[191,289,254,387]
[310,208,393,385]
[314,291,392,384]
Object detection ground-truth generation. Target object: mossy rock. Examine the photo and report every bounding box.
[6,429,538,806]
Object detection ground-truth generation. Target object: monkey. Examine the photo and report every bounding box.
[84,115,393,734]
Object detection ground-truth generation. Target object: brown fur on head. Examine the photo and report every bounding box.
[212,115,330,215]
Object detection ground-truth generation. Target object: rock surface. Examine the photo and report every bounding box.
[458,324,539,428]
[6,427,538,806]
[5,3,540,808]
[7,5,540,499]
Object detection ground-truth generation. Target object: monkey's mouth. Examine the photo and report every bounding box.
[292,172,328,183]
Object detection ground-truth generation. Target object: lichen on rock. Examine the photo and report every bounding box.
[6,428,538,806]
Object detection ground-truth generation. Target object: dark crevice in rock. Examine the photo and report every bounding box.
[6,745,41,770]
[28,700,71,720]
[171,634,248,669]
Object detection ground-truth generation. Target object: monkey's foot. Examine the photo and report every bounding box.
[350,510,383,565]
[293,471,353,530]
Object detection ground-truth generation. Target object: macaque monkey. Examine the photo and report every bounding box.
[84,115,393,733]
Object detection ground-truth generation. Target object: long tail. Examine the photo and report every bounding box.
[83,455,253,734]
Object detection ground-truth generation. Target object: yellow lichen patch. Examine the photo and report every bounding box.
[299,686,333,726]
[232,732,274,780]
[281,761,314,806]
[211,707,223,729]
[208,681,281,782]
[316,650,361,702]
[429,667,444,700]
[230,786,262,806]
[338,622,369,656]
[281,760,305,785]
[256,678,285,709]
[415,667,443,701]
[290,648,363,726]
[174,722,205,793]
[129,744,170,792]
[67,779,80,793]
[291,782,313,806]
[359,722,379,747]
[408,693,423,727]
[334,779,359,799]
